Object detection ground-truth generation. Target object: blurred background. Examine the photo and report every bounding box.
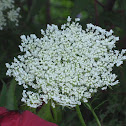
[0,0,126,126]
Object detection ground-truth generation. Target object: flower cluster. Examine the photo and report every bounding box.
[6,16,126,108]
[0,0,20,30]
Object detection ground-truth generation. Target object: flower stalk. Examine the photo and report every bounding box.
[85,103,101,126]
[76,105,86,126]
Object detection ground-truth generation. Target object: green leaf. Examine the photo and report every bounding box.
[5,78,18,110]
[51,106,62,124]
[20,104,36,114]
[0,80,7,106]
[37,101,54,122]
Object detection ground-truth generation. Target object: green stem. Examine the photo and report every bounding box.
[85,103,101,126]
[76,105,86,126]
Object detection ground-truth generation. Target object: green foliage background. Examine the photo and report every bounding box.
[0,0,126,125]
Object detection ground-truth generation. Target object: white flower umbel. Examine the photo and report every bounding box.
[0,0,20,30]
[6,17,126,108]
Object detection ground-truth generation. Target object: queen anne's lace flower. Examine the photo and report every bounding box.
[0,0,20,30]
[6,17,126,108]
